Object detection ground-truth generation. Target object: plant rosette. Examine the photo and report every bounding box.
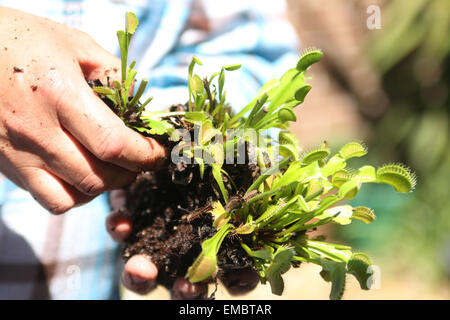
[99,13,416,300]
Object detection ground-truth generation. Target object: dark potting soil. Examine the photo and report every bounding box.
[118,161,259,288]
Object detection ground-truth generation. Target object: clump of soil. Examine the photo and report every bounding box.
[99,96,260,289]
[118,160,258,288]
[91,78,261,290]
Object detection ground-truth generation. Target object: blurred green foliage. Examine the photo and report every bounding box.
[336,0,450,283]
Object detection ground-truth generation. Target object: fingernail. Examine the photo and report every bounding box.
[170,277,208,300]
[106,209,132,242]
[121,271,156,295]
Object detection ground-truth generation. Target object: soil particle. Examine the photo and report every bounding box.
[13,67,23,73]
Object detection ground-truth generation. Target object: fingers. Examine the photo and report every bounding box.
[76,33,122,84]
[122,254,158,294]
[18,166,94,214]
[171,277,208,300]
[33,129,135,196]
[106,209,132,243]
[57,79,167,172]
[6,119,137,196]
[220,268,259,295]
[109,189,127,210]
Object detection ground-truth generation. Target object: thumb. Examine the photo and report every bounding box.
[76,33,122,85]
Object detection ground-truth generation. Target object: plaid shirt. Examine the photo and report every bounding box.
[0,0,298,299]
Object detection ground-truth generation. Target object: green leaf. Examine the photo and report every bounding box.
[268,273,284,296]
[329,264,346,300]
[212,164,228,203]
[241,243,272,260]
[186,224,233,282]
[338,179,360,199]
[266,247,294,295]
[245,157,291,194]
[347,253,373,290]
[117,30,128,82]
[306,240,352,262]
[218,70,225,101]
[314,195,340,215]
[229,79,279,124]
[256,196,300,229]
[272,160,322,191]
[278,107,297,122]
[125,12,138,34]
[189,56,203,75]
[267,69,305,112]
[315,205,353,225]
[339,142,367,159]
[294,85,312,102]
[352,206,376,224]
[188,56,203,110]
[137,96,153,113]
[376,164,417,193]
[223,64,241,71]
[318,258,346,300]
[355,165,377,183]
[331,169,352,188]
[278,131,300,149]
[302,148,330,165]
[129,78,148,108]
[185,111,209,123]
[246,93,269,127]
[125,67,137,87]
[321,155,347,177]
[279,145,300,161]
[93,86,115,95]
[189,74,204,96]
[296,48,323,73]
[266,247,295,278]
[235,223,255,235]
[140,117,173,135]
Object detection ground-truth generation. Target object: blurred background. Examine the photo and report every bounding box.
[281,0,449,299]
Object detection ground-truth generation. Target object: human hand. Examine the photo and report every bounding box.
[0,7,166,214]
[107,189,260,299]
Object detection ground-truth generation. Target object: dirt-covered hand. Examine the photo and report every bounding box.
[0,7,166,214]
[106,190,259,298]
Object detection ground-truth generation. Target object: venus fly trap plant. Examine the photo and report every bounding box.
[101,13,416,300]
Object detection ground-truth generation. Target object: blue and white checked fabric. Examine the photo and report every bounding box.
[0,0,299,299]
